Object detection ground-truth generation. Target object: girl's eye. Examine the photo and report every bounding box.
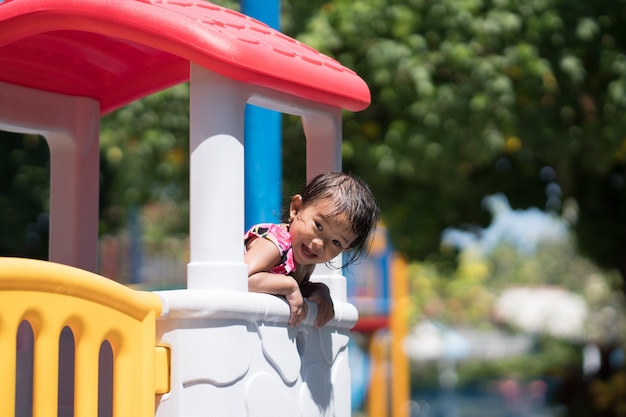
[332,240,342,248]
[315,222,323,231]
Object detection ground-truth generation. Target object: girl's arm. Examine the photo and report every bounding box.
[244,235,282,276]
[245,237,307,326]
[248,271,307,326]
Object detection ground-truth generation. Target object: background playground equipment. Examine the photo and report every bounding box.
[0,0,376,415]
[347,225,411,417]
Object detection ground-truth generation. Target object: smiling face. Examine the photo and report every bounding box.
[288,195,358,267]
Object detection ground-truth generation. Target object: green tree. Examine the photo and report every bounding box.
[99,84,190,236]
[0,132,50,259]
[282,0,626,280]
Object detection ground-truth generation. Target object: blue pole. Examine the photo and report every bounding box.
[241,0,282,229]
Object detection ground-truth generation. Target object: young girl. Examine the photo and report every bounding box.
[244,171,380,328]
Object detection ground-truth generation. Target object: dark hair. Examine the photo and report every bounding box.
[285,171,380,267]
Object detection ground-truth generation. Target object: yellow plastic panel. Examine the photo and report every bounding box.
[155,345,171,395]
[0,257,164,417]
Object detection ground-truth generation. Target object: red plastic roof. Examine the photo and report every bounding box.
[0,0,370,115]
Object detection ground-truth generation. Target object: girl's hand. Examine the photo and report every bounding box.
[302,282,335,328]
[285,287,308,326]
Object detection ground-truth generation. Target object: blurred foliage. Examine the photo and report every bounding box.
[406,216,626,416]
[453,336,581,384]
[409,235,626,342]
[99,84,190,236]
[0,133,49,259]
[281,0,626,282]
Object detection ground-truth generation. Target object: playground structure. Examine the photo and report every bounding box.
[0,0,371,415]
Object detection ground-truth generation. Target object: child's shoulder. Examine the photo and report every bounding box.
[245,223,291,249]
[245,223,289,238]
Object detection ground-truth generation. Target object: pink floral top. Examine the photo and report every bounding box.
[244,223,296,275]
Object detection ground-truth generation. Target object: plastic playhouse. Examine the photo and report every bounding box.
[0,0,371,416]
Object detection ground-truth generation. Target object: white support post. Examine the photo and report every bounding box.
[0,82,100,272]
[187,64,249,291]
[302,111,343,178]
[47,108,100,272]
[302,110,348,302]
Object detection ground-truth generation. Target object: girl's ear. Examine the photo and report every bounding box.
[289,194,303,221]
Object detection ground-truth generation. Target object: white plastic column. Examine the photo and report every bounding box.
[301,111,348,302]
[0,82,100,272]
[187,64,249,291]
[303,111,342,176]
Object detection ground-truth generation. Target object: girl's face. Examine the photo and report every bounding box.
[288,195,357,266]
